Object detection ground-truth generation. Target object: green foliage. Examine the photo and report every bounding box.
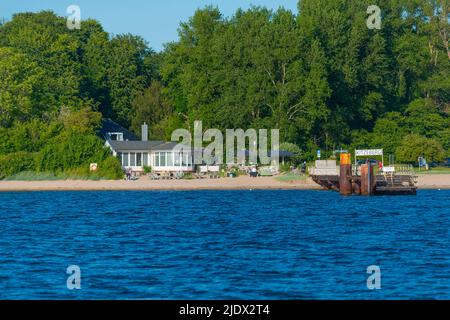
[280,142,303,165]
[96,156,124,180]
[143,166,152,174]
[0,48,44,126]
[279,163,292,173]
[58,106,103,135]
[0,120,62,155]
[130,81,172,139]
[160,2,448,158]
[107,34,153,126]
[0,11,85,114]
[276,173,307,182]
[396,134,446,164]
[0,152,36,179]
[36,134,110,172]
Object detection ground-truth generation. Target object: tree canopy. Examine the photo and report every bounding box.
[0,1,448,178]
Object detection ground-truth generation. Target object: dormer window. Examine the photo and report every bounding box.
[108,132,124,141]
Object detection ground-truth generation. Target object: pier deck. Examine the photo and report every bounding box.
[311,174,417,195]
[310,159,417,196]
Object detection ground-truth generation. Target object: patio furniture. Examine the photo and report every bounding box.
[159,172,169,180]
[196,166,209,179]
[149,173,160,180]
[174,171,184,179]
[208,165,220,179]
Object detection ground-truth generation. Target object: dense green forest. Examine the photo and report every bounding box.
[0,0,449,178]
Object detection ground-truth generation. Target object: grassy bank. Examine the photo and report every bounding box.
[276,173,308,183]
[413,167,450,175]
[3,171,123,181]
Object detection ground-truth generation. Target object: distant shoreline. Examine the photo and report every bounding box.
[0,175,449,192]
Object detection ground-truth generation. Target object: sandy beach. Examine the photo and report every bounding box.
[415,174,450,190]
[0,176,320,192]
[0,174,449,192]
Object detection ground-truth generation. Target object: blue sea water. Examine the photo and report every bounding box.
[0,190,448,300]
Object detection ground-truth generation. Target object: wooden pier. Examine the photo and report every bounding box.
[310,154,417,196]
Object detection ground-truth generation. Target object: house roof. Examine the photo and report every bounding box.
[152,142,192,151]
[99,118,138,141]
[108,140,165,152]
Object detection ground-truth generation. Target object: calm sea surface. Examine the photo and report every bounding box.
[0,190,448,300]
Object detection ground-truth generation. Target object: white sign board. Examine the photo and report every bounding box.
[208,166,220,172]
[383,166,395,173]
[356,149,383,157]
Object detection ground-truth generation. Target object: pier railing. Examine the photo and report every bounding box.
[310,163,416,179]
[308,159,417,194]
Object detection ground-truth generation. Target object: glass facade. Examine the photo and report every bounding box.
[167,153,174,166]
[118,152,191,168]
[154,152,191,167]
[155,153,159,167]
[174,152,181,166]
[119,153,149,167]
[136,153,142,167]
[160,153,166,167]
[122,153,129,166]
[143,153,148,166]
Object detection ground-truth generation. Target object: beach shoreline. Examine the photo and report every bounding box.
[0,174,449,192]
[0,176,321,192]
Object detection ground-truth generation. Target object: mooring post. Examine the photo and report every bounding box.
[360,163,375,196]
[352,180,361,195]
[361,164,368,195]
[340,153,353,196]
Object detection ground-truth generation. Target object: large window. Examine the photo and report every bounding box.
[154,151,191,167]
[183,152,191,166]
[143,153,148,166]
[174,153,181,166]
[122,153,129,166]
[119,152,151,167]
[136,153,142,167]
[160,152,166,167]
[167,153,174,166]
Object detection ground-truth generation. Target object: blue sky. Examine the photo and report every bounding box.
[1,0,298,51]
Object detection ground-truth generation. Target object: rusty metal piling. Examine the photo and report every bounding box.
[339,153,353,196]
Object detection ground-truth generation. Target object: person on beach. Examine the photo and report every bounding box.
[301,161,307,174]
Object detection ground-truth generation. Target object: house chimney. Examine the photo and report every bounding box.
[142,123,148,141]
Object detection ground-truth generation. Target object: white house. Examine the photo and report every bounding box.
[101,119,195,173]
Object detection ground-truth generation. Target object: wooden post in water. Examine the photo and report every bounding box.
[352,180,361,195]
[340,153,353,196]
[360,164,368,196]
[360,163,375,196]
